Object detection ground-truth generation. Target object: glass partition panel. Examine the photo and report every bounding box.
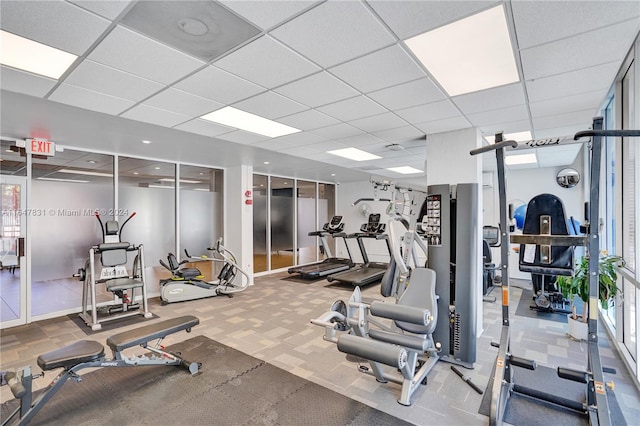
[0,139,27,177]
[179,165,223,281]
[270,176,294,270]
[297,180,317,265]
[119,157,175,293]
[30,150,114,316]
[253,175,268,273]
[318,183,336,259]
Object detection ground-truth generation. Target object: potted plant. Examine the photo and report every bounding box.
[556,251,625,340]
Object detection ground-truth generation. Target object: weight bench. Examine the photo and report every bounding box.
[2,316,201,426]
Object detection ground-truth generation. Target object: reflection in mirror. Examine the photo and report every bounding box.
[253,174,268,273]
[556,168,580,188]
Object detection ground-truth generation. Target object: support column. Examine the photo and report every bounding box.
[225,165,254,280]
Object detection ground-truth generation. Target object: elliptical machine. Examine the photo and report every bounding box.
[159,238,250,304]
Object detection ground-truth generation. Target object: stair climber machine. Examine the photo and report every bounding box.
[326,213,391,287]
[75,212,152,331]
[159,238,250,304]
[311,182,479,405]
[287,215,354,278]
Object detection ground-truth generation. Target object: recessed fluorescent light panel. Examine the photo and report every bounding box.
[387,166,423,174]
[58,169,113,177]
[201,107,301,138]
[158,178,201,184]
[405,5,519,96]
[327,148,381,161]
[505,153,537,165]
[37,177,89,183]
[485,131,532,144]
[0,30,77,79]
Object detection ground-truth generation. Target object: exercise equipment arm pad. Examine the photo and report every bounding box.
[5,370,26,399]
[370,301,432,326]
[337,334,407,369]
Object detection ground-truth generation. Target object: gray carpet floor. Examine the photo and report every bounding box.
[2,273,639,425]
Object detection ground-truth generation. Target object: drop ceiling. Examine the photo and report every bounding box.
[1,0,638,182]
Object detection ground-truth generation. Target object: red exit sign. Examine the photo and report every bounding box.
[26,139,56,156]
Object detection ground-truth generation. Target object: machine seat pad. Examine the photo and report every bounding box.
[177,268,202,280]
[369,329,430,352]
[107,315,199,353]
[105,277,144,291]
[37,340,105,371]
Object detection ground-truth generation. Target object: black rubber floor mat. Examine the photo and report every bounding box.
[2,335,414,426]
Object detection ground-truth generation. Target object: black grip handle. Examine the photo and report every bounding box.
[5,370,26,399]
[574,129,640,140]
[159,259,170,271]
[470,140,518,155]
[557,367,588,383]
[510,355,537,370]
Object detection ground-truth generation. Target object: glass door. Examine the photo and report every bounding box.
[1,175,27,328]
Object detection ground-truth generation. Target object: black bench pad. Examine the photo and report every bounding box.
[37,340,105,371]
[106,315,200,353]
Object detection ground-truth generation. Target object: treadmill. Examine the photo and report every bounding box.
[326,214,390,287]
[287,216,353,278]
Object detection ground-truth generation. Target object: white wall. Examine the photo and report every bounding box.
[225,165,254,278]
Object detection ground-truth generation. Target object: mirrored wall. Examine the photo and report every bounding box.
[252,174,335,274]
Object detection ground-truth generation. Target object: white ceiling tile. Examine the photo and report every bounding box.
[480,119,531,137]
[144,88,223,117]
[173,65,265,105]
[220,0,318,30]
[367,78,446,110]
[120,104,191,127]
[525,62,619,103]
[276,109,340,131]
[330,45,426,93]
[214,36,320,89]
[348,112,408,133]
[520,19,639,80]
[233,91,308,119]
[311,140,352,152]
[395,100,460,124]
[268,132,327,147]
[467,104,529,127]
[49,83,134,115]
[69,0,132,20]
[279,146,319,157]
[174,119,235,138]
[513,1,640,49]
[273,72,359,108]
[216,130,270,144]
[0,1,110,55]
[415,116,471,135]
[533,109,596,131]
[317,96,387,122]
[368,1,497,39]
[88,25,205,85]
[250,139,296,151]
[309,123,364,139]
[530,90,607,119]
[0,66,57,98]
[452,83,525,115]
[372,125,425,143]
[64,60,164,102]
[333,134,385,148]
[271,1,395,68]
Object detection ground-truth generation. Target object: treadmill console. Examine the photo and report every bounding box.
[360,214,385,234]
[323,216,345,234]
